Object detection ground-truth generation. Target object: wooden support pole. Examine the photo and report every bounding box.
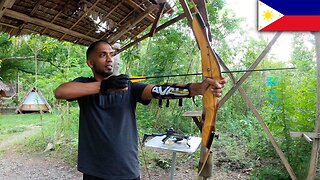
[307,32,320,180]
[149,3,165,37]
[219,32,282,107]
[290,132,320,139]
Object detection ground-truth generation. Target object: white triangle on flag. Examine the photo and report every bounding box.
[258,1,284,31]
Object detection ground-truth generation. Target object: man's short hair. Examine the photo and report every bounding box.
[86,40,109,60]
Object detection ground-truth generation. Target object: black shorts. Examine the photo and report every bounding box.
[83,173,140,180]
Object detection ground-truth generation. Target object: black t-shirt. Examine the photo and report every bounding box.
[70,77,150,179]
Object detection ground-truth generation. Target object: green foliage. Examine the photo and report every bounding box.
[291,33,315,72]
[155,158,171,169]
[253,33,317,179]
[251,165,289,180]
[0,33,12,58]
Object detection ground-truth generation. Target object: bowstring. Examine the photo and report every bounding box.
[172,47,197,128]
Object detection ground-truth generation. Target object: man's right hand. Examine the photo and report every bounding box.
[100,74,129,94]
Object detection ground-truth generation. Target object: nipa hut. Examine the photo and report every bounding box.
[0,80,10,97]
[16,87,52,113]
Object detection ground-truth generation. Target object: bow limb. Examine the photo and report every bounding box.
[193,16,221,147]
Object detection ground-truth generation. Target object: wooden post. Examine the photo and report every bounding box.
[307,32,320,179]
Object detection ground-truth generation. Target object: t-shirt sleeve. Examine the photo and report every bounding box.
[131,82,151,105]
[72,77,87,83]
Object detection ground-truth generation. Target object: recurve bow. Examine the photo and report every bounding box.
[179,0,222,178]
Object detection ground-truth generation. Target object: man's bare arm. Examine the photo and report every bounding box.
[54,81,100,100]
[140,77,227,101]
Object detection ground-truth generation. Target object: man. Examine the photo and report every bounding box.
[54,40,227,180]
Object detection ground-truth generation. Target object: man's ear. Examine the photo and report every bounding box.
[87,59,93,68]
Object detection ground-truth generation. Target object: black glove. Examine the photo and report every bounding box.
[100,74,130,94]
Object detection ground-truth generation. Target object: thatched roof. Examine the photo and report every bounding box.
[0,0,174,48]
[0,81,16,97]
[0,80,10,92]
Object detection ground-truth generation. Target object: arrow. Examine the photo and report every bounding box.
[130,67,296,82]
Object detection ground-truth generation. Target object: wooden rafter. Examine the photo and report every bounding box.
[84,1,122,36]
[82,0,123,19]
[59,0,101,40]
[150,3,165,36]
[71,0,101,30]
[104,0,156,41]
[125,0,155,21]
[30,0,44,16]
[42,11,62,34]
[118,8,196,54]
[107,5,157,44]
[98,10,135,41]
[76,1,123,43]
[3,9,97,42]
[18,0,44,35]
[0,0,16,19]
[0,22,18,29]
[0,0,175,46]
[42,1,70,35]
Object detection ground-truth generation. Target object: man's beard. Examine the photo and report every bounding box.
[93,65,113,77]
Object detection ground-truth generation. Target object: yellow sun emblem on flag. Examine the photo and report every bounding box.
[263,10,274,22]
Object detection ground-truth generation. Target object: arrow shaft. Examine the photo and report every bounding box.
[130,67,296,80]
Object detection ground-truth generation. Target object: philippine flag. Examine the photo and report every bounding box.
[258,0,320,31]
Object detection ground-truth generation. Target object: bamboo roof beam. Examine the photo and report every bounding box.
[150,2,165,36]
[18,0,44,35]
[84,1,123,36]
[119,7,196,54]
[59,0,101,41]
[107,5,157,44]
[41,10,62,34]
[70,0,101,30]
[3,9,98,42]
[125,0,155,21]
[98,10,134,41]
[41,1,71,35]
[0,22,19,29]
[0,0,16,19]
[119,13,183,53]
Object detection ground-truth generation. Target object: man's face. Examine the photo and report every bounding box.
[88,43,115,78]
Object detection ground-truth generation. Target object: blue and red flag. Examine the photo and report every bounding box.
[258,0,320,31]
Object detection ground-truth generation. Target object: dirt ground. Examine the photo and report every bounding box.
[0,127,250,180]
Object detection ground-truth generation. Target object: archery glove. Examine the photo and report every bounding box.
[100,74,129,94]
